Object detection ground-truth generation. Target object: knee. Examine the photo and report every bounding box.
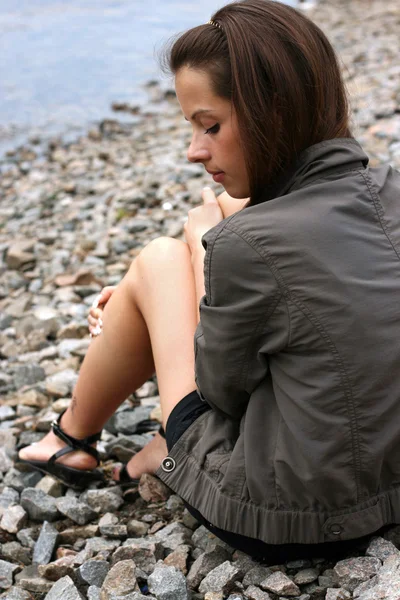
[133,237,190,276]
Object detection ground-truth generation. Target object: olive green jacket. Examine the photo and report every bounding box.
[157,138,400,544]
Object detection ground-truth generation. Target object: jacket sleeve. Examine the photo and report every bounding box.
[194,221,283,419]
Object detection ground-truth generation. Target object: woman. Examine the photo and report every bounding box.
[18,0,400,562]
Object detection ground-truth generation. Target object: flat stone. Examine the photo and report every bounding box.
[354,554,400,599]
[148,565,189,600]
[17,574,53,594]
[1,542,31,566]
[112,544,157,575]
[163,544,191,574]
[45,369,78,397]
[56,496,97,525]
[0,560,19,590]
[58,524,98,544]
[38,556,75,582]
[83,488,124,513]
[79,560,109,587]
[199,561,241,595]
[0,505,27,533]
[138,473,171,503]
[20,488,59,522]
[260,571,301,597]
[187,546,232,589]
[87,586,101,600]
[333,557,381,592]
[32,521,58,565]
[100,559,137,599]
[13,364,45,389]
[366,536,400,561]
[99,513,127,538]
[0,487,19,517]
[245,586,272,600]
[0,587,32,599]
[243,567,273,588]
[127,519,149,537]
[153,522,192,552]
[325,589,351,600]
[293,568,320,585]
[85,537,121,555]
[44,575,84,599]
[35,475,63,497]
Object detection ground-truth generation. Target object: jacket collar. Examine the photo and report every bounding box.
[260,138,369,202]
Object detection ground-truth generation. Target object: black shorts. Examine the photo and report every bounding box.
[165,390,389,563]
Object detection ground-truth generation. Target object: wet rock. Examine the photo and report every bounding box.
[32,521,58,565]
[44,575,84,599]
[0,504,27,533]
[199,561,241,595]
[148,565,189,600]
[260,571,301,596]
[56,496,97,525]
[333,556,381,592]
[20,488,59,522]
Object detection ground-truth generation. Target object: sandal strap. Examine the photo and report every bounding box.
[50,410,102,466]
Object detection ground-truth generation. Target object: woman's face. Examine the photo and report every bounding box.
[175,66,250,199]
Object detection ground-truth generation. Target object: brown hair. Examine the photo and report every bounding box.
[160,0,352,204]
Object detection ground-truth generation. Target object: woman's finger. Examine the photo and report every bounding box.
[202,187,218,204]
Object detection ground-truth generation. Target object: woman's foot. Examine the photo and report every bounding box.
[112,431,168,482]
[18,428,98,471]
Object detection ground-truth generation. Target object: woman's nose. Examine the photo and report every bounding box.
[187,135,211,163]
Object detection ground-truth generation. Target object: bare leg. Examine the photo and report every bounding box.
[19,237,198,476]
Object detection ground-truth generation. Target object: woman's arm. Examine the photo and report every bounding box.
[217,191,250,218]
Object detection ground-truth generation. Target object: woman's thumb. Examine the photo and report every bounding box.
[202,187,217,204]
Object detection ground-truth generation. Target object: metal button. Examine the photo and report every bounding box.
[161,457,176,473]
[329,523,343,535]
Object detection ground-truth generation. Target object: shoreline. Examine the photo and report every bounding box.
[1,0,400,598]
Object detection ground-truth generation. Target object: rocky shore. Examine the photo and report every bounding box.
[1,0,400,598]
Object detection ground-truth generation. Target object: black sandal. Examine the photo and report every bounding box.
[117,425,166,489]
[16,410,105,490]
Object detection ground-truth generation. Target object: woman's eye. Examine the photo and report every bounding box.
[204,124,220,135]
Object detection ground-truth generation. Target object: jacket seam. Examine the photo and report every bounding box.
[205,223,283,392]
[360,171,400,261]
[225,223,362,503]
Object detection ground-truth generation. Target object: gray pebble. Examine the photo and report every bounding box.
[148,565,189,600]
[32,521,58,565]
[20,488,59,522]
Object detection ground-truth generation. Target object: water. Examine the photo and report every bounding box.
[0,0,297,155]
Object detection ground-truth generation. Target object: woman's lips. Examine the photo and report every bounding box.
[212,172,225,184]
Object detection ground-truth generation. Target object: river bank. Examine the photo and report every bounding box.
[1,0,400,598]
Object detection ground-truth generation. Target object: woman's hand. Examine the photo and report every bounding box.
[88,285,117,337]
[184,187,224,255]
